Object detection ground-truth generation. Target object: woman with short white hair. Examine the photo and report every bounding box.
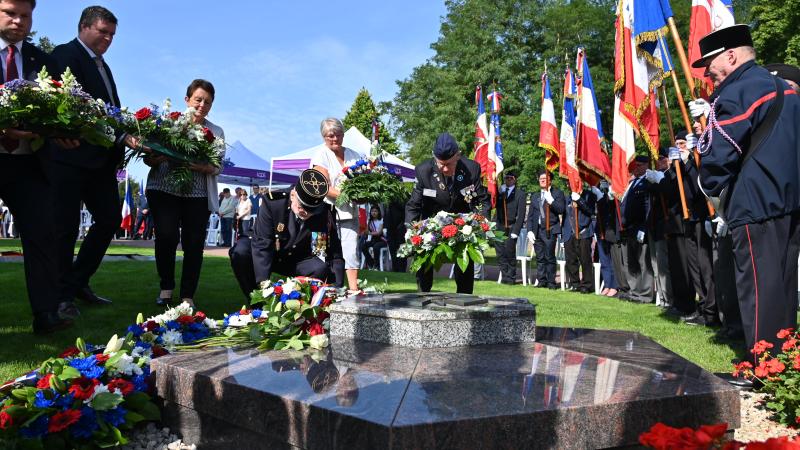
[311,117,364,292]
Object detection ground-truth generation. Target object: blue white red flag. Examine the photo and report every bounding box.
[371,118,380,143]
[120,178,133,231]
[575,49,611,186]
[560,67,581,193]
[688,0,735,98]
[539,72,560,174]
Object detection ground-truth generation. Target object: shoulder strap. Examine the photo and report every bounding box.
[741,76,785,165]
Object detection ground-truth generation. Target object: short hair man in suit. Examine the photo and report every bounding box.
[525,170,565,289]
[495,170,526,284]
[0,0,77,333]
[46,6,141,308]
[405,133,490,294]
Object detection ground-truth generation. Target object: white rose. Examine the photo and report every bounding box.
[309,334,329,350]
[461,225,473,236]
[283,279,296,293]
[261,286,274,298]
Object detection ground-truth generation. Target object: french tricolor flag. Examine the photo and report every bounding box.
[559,68,581,193]
[538,73,560,174]
[575,49,611,186]
[689,0,735,98]
[120,178,133,231]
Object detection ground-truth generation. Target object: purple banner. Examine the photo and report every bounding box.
[272,159,312,170]
[221,166,298,184]
[116,169,127,182]
[384,163,415,181]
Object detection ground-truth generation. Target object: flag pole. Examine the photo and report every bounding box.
[659,85,689,219]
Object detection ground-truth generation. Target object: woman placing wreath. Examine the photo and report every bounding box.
[144,79,225,308]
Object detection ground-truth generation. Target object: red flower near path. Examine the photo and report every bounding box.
[783,338,798,352]
[36,373,53,389]
[454,218,465,226]
[58,346,80,358]
[441,225,458,239]
[640,422,728,449]
[745,436,800,449]
[194,311,207,322]
[766,359,786,375]
[107,378,134,396]
[752,340,774,355]
[169,111,182,120]
[0,410,12,430]
[134,107,152,121]
[411,235,423,246]
[152,345,168,358]
[48,409,81,433]
[321,297,332,308]
[68,376,99,401]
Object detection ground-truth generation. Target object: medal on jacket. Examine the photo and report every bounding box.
[277,223,285,232]
[433,172,445,191]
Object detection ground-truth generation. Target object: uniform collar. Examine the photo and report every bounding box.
[711,60,756,102]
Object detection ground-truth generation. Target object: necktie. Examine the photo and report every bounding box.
[446,176,454,192]
[538,193,545,225]
[507,187,512,199]
[2,45,19,151]
[94,56,116,106]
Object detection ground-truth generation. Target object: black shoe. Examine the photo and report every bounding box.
[76,287,112,305]
[680,312,700,322]
[685,315,722,327]
[57,301,81,320]
[33,312,73,335]
[547,285,558,290]
[156,297,172,307]
[663,307,686,317]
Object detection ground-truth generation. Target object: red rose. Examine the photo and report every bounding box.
[0,410,12,430]
[321,297,333,308]
[441,224,458,239]
[94,354,110,364]
[36,373,53,389]
[169,111,182,120]
[152,345,168,358]
[134,107,152,121]
[308,322,324,336]
[177,315,195,325]
[454,218,465,226]
[68,376,99,401]
[202,127,215,143]
[273,285,283,295]
[48,409,81,433]
[411,235,423,246]
[107,378,134,396]
[311,285,319,294]
[194,311,207,322]
[481,223,490,232]
[50,79,62,88]
[143,320,159,332]
[59,346,81,358]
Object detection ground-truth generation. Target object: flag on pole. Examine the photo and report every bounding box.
[688,0,735,98]
[371,117,380,144]
[120,178,132,231]
[488,88,505,167]
[539,72,560,174]
[475,87,504,208]
[575,49,611,186]
[559,67,582,193]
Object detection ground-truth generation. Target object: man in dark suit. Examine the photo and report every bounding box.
[229,169,345,299]
[45,6,139,308]
[495,171,526,284]
[406,133,490,294]
[0,0,78,333]
[382,199,408,272]
[525,170,565,289]
[619,155,654,303]
[562,186,596,293]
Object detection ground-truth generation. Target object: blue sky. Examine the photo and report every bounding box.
[35,1,446,181]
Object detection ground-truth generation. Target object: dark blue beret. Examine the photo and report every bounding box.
[433,133,460,160]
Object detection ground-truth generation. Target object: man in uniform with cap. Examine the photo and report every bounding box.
[525,170,566,289]
[619,155,655,303]
[765,63,800,93]
[687,24,800,357]
[406,132,490,294]
[495,170,526,284]
[229,169,345,299]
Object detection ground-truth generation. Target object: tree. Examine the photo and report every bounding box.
[750,0,800,65]
[27,31,54,53]
[342,88,400,155]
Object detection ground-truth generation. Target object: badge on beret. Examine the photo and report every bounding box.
[277,223,285,232]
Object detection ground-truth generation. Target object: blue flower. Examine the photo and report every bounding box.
[68,356,104,378]
[251,309,263,319]
[134,341,152,351]
[103,406,127,427]
[279,293,289,304]
[55,392,75,409]
[132,374,148,392]
[3,78,35,91]
[71,406,98,439]
[288,291,301,300]
[127,324,144,338]
[20,415,48,439]
[33,390,55,408]
[165,320,180,331]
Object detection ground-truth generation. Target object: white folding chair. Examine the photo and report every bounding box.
[206,214,221,247]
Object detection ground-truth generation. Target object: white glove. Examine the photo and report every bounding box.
[543,190,554,204]
[636,230,645,243]
[527,231,535,243]
[688,99,711,119]
[607,185,615,200]
[644,169,664,184]
[712,216,728,237]
[685,133,698,150]
[667,147,681,161]
[571,192,580,202]
[510,233,518,239]
[591,186,603,200]
[704,220,713,238]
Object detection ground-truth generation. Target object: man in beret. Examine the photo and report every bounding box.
[495,170,526,284]
[406,133,490,294]
[688,24,800,358]
[619,155,655,303]
[765,63,800,93]
[229,169,344,299]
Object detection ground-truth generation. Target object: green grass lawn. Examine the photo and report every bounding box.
[0,238,156,257]
[0,247,744,382]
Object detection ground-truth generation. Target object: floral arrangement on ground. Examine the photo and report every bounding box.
[639,421,800,449]
[397,210,505,273]
[0,67,116,150]
[0,302,215,448]
[117,100,225,192]
[336,155,409,206]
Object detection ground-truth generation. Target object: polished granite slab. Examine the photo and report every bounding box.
[329,294,536,348]
[154,327,739,449]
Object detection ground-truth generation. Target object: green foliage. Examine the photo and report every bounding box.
[342,87,400,155]
[336,171,410,206]
[750,0,800,66]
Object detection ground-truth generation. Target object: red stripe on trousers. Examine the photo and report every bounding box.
[746,224,760,358]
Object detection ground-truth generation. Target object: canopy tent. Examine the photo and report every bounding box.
[219,140,297,187]
[268,127,415,187]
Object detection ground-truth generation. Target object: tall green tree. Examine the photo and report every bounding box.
[750,0,800,65]
[342,88,400,155]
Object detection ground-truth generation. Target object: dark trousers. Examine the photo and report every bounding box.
[417,259,474,294]
[361,238,387,269]
[596,238,616,290]
[686,221,717,319]
[666,233,696,314]
[387,231,407,272]
[49,162,119,301]
[534,228,558,287]
[229,236,338,299]
[731,212,800,361]
[0,155,60,315]
[714,234,741,330]
[611,241,630,294]
[220,217,233,246]
[134,213,153,239]
[564,236,593,291]
[496,233,518,282]
[623,233,653,303]
[147,190,209,299]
